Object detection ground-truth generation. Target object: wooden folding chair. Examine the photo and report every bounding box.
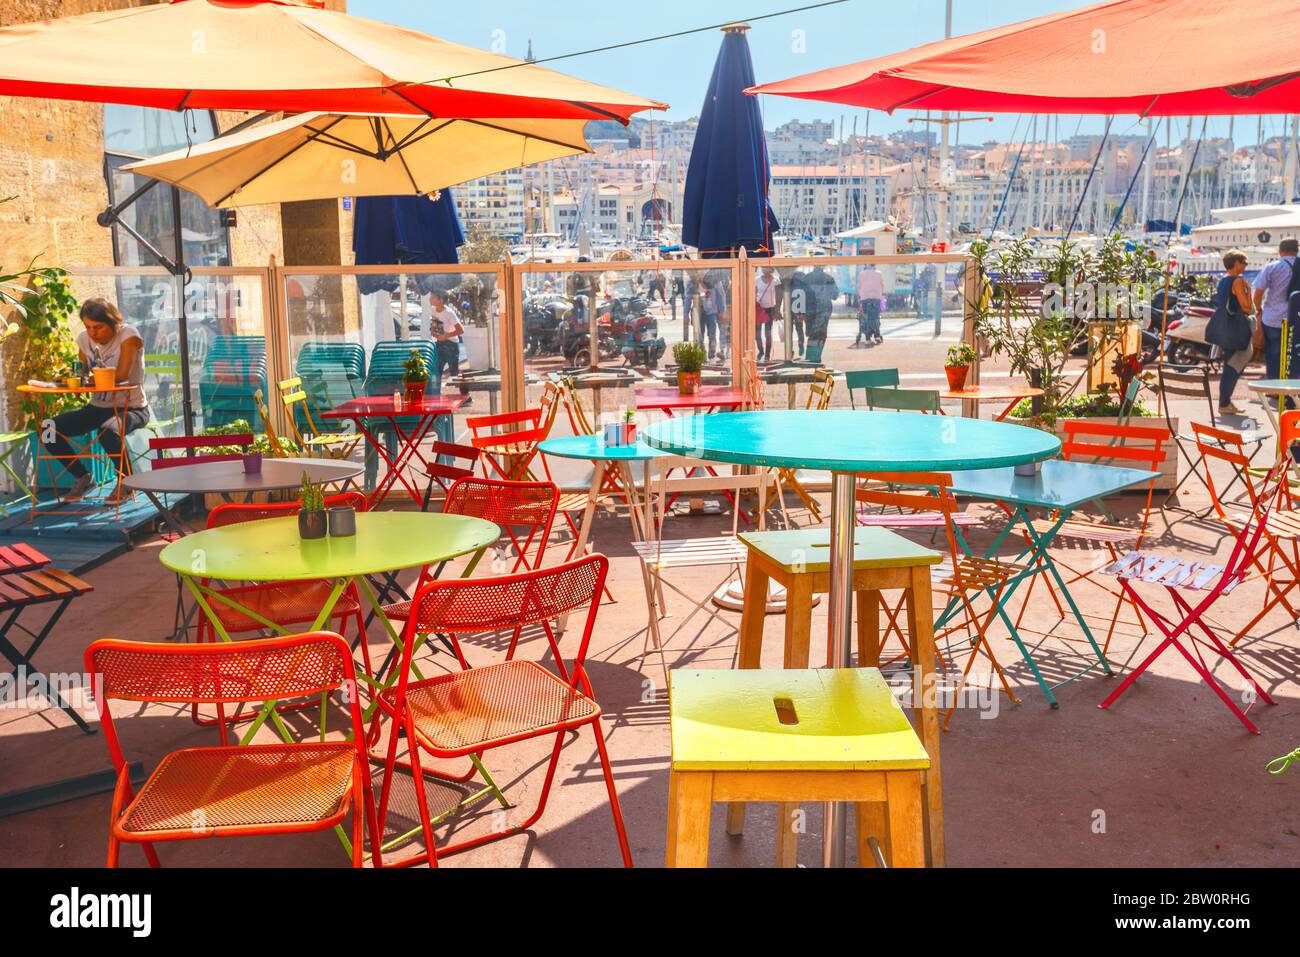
[764,369,835,522]
[633,458,771,673]
[858,472,1025,729]
[0,544,93,732]
[278,376,363,459]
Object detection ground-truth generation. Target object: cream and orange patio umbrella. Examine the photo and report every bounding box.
[124,112,593,207]
[0,0,663,121]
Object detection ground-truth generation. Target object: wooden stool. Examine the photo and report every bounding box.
[666,668,930,868]
[733,526,945,866]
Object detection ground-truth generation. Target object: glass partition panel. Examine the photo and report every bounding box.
[282,266,500,492]
[64,268,268,437]
[750,256,972,412]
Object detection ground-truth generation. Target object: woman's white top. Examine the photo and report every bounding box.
[77,322,146,409]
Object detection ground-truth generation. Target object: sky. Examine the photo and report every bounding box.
[354,0,1295,149]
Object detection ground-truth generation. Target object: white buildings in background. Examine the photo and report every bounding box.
[770,159,896,237]
[456,169,527,238]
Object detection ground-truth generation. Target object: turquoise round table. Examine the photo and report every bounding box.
[539,434,670,552]
[644,409,1060,867]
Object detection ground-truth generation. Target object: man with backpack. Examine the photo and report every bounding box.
[1252,238,1300,383]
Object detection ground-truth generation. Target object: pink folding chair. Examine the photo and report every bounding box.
[1097,473,1282,733]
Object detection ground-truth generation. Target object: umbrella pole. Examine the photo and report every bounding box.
[823,471,856,868]
[170,186,196,437]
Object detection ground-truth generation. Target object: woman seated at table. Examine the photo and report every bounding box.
[42,298,150,501]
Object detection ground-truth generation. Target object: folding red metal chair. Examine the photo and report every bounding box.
[381,477,560,664]
[369,555,632,867]
[1193,423,1300,645]
[420,439,482,510]
[1097,482,1281,733]
[86,632,379,866]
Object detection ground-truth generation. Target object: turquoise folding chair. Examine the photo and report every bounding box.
[865,386,941,413]
[845,368,900,409]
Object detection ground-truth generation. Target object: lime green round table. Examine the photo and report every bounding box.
[645,409,1059,868]
[160,512,499,738]
[159,512,497,583]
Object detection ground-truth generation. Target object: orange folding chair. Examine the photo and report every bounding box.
[1193,421,1300,645]
[369,555,633,867]
[857,472,1025,728]
[466,380,563,483]
[86,632,380,867]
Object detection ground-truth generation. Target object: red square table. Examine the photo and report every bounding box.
[321,394,468,507]
[635,385,750,416]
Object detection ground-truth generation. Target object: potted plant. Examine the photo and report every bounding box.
[621,408,637,445]
[402,349,429,404]
[944,341,977,392]
[673,340,706,395]
[242,450,262,475]
[298,472,327,540]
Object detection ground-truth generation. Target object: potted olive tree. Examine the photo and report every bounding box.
[298,472,327,540]
[944,341,977,392]
[402,349,429,404]
[673,340,706,395]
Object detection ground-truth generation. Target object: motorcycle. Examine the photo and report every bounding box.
[1147,285,1219,367]
[599,295,665,368]
[523,294,571,358]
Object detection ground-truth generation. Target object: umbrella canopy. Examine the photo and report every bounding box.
[682,24,779,257]
[748,0,1300,116]
[124,112,591,207]
[0,0,663,121]
[353,193,464,266]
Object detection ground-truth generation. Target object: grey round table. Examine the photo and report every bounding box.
[123,456,364,538]
[645,409,1060,868]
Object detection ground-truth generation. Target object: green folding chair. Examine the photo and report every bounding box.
[0,431,35,517]
[865,386,941,413]
[143,353,184,434]
[845,368,901,409]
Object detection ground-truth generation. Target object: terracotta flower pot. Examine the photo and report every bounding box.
[404,379,427,404]
[944,364,970,392]
[298,509,327,540]
[677,370,701,395]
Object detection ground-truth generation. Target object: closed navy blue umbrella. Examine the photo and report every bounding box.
[682,24,779,258]
[353,191,464,293]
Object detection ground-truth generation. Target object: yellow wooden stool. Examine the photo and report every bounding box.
[666,668,931,868]
[734,526,945,866]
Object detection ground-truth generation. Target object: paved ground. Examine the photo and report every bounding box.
[2,371,1298,869]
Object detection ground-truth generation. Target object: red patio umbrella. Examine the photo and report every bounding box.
[748,0,1300,116]
[0,0,663,121]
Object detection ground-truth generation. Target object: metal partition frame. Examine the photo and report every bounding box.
[51,252,978,439]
